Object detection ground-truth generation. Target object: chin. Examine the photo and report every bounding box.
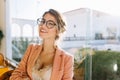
[39,35,48,39]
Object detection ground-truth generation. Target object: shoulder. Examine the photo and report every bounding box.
[62,50,73,58]
[57,47,74,60]
[57,48,74,66]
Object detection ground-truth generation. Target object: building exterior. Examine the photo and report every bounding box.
[61,8,120,51]
[63,8,120,41]
[11,8,120,61]
[11,8,120,50]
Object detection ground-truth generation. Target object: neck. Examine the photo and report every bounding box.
[42,39,56,53]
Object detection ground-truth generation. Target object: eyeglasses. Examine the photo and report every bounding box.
[37,18,58,29]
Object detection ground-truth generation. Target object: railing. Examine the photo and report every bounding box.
[6,57,18,69]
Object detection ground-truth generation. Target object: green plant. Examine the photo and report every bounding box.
[12,37,32,62]
[74,48,120,80]
[92,50,120,80]
[0,30,4,46]
[74,48,94,80]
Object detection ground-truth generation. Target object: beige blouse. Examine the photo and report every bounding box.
[32,65,52,80]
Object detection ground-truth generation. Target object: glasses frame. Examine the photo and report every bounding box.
[37,18,58,29]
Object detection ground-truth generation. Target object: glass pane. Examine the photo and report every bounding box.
[63,9,92,80]
[91,9,120,80]
[10,0,38,62]
[8,0,120,80]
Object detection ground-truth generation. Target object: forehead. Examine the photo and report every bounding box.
[43,13,57,22]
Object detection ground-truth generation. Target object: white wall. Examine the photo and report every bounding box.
[63,8,88,38]
[63,8,120,39]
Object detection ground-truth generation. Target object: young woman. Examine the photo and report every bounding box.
[10,9,74,80]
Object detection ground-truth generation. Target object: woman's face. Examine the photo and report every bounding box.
[38,13,58,40]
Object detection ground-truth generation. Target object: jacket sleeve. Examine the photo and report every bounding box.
[10,44,33,80]
[62,54,74,80]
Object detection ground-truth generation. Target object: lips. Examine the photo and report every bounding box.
[40,29,48,33]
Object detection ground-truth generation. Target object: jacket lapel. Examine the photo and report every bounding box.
[50,48,63,80]
[27,45,42,79]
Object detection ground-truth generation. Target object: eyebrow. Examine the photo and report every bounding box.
[42,18,57,24]
[42,18,53,21]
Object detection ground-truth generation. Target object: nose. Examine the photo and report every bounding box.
[42,22,46,28]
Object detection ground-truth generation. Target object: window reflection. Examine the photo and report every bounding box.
[8,0,120,80]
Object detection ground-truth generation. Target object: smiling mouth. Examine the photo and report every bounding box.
[40,29,48,33]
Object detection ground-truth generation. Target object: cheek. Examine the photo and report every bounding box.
[49,29,58,36]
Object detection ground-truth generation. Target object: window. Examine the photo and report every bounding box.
[7,0,39,62]
[6,0,120,80]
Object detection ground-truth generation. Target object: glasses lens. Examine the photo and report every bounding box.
[37,18,44,25]
[37,18,57,29]
[46,21,56,29]
[37,18,40,24]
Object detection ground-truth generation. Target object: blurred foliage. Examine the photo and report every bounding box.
[74,49,120,80]
[0,30,4,47]
[74,48,94,80]
[12,37,32,62]
[0,30,4,40]
[92,50,120,80]
[74,48,94,69]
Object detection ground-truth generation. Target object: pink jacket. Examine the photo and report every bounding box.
[10,44,74,80]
